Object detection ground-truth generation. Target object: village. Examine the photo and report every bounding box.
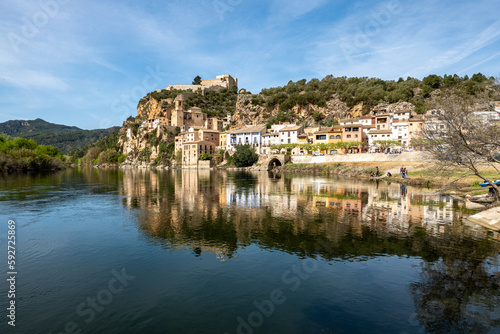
[129,74,500,167]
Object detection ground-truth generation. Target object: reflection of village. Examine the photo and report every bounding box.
[119,169,482,259]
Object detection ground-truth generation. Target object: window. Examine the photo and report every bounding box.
[330,135,335,139]
[316,135,326,140]
[347,134,351,138]
[336,135,341,139]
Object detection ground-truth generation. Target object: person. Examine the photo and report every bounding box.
[400,167,404,179]
[376,166,380,177]
[387,172,392,177]
[403,167,408,179]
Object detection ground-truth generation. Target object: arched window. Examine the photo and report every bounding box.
[336,135,341,139]
[329,135,335,139]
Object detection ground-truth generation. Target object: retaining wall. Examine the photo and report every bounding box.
[290,152,431,164]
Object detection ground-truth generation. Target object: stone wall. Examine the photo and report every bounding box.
[290,151,431,164]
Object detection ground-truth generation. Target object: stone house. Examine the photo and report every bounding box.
[182,140,215,166]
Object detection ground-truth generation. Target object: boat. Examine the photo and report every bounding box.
[480,180,500,187]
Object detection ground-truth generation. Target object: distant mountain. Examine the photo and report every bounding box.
[0,118,119,154]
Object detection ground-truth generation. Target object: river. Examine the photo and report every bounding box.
[0,167,499,334]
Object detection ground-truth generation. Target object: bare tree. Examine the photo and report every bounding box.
[423,92,500,200]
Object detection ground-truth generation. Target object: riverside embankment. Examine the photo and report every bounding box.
[289,151,431,164]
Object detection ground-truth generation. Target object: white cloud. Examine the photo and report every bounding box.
[308,0,500,80]
[269,0,329,23]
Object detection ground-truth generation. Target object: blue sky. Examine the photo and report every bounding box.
[0,0,499,129]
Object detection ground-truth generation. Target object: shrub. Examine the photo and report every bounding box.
[233,144,258,167]
[199,154,212,161]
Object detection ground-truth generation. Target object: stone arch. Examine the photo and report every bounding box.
[268,158,282,170]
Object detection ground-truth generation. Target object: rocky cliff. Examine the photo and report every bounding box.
[118,119,178,167]
[232,94,366,128]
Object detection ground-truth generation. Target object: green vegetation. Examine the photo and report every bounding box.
[232,144,258,167]
[212,149,225,165]
[270,141,363,153]
[0,134,65,172]
[71,128,122,163]
[138,89,186,107]
[372,140,400,151]
[183,86,238,118]
[154,141,175,165]
[199,154,212,161]
[175,149,183,165]
[258,73,498,116]
[192,75,202,85]
[0,118,119,154]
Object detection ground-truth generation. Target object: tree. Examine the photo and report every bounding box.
[192,75,202,85]
[199,154,212,161]
[232,144,258,167]
[423,74,442,89]
[83,147,101,164]
[175,149,182,165]
[423,92,500,200]
[373,140,399,152]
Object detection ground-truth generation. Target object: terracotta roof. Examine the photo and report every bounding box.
[279,125,303,132]
[314,126,342,134]
[229,124,267,134]
[340,118,359,123]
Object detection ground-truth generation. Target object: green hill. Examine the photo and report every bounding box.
[0,118,119,154]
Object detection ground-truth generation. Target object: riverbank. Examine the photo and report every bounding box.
[278,160,499,197]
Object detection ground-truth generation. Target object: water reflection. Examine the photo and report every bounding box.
[118,169,497,256]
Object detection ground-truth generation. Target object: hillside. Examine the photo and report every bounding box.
[0,118,119,154]
[136,73,499,130]
[232,73,499,127]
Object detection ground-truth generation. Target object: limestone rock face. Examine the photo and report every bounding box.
[118,121,177,166]
[374,101,416,114]
[232,94,360,128]
[137,98,173,119]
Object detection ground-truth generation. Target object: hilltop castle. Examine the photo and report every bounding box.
[138,74,236,131]
[160,74,238,95]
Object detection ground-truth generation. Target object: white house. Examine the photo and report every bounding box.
[227,124,267,154]
[392,120,409,148]
[261,132,280,154]
[278,125,304,144]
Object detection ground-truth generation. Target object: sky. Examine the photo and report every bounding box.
[0,0,499,129]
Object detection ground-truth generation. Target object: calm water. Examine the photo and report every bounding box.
[0,168,499,334]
